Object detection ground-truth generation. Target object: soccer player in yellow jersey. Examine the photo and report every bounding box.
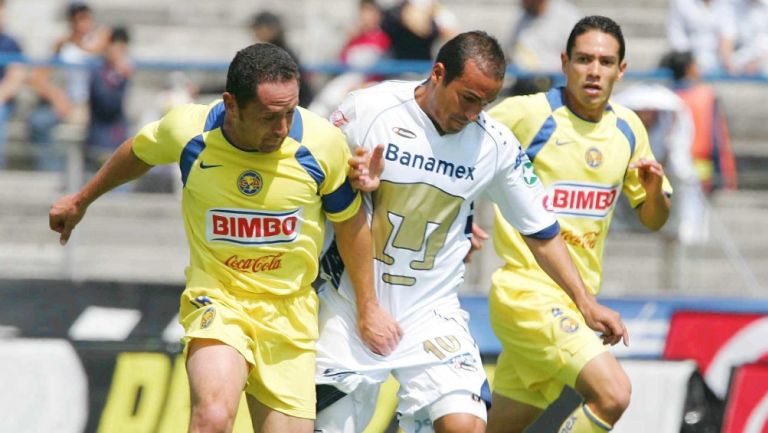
[49,44,380,433]
[486,16,672,433]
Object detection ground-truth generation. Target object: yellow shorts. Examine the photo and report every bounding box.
[179,268,319,419]
[488,269,606,409]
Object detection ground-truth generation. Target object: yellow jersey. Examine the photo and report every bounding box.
[489,87,672,296]
[132,101,361,296]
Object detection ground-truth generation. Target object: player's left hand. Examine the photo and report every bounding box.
[581,302,630,347]
[464,223,489,263]
[629,159,664,193]
[348,144,385,192]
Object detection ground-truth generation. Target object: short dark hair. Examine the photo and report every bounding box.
[566,16,625,62]
[659,50,694,81]
[110,27,130,44]
[225,43,299,108]
[435,31,506,84]
[67,1,91,19]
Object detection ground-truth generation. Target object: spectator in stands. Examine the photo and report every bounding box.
[506,0,581,73]
[309,0,390,118]
[86,27,132,170]
[0,0,25,169]
[667,0,733,74]
[720,0,768,76]
[339,0,391,72]
[27,1,110,170]
[250,10,314,107]
[660,50,738,192]
[380,0,458,61]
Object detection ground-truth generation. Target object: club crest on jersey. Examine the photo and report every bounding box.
[238,170,263,196]
[200,307,216,329]
[559,316,580,333]
[522,160,539,186]
[585,147,603,168]
[543,182,620,218]
[206,208,302,245]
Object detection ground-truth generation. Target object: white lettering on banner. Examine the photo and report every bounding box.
[0,339,87,433]
[542,182,620,218]
[206,208,303,245]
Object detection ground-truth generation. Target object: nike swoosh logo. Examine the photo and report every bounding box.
[199,161,222,169]
[555,139,572,146]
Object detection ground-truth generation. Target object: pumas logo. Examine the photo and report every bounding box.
[585,147,603,168]
[543,182,619,218]
[238,170,263,196]
[392,127,417,139]
[206,208,302,245]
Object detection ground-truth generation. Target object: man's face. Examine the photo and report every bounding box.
[562,29,626,116]
[71,10,94,36]
[428,59,502,134]
[225,79,299,152]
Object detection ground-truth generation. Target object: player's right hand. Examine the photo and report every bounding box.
[464,223,489,263]
[581,302,630,347]
[357,303,403,356]
[49,193,87,246]
[348,144,385,192]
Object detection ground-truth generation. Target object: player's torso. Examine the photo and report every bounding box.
[505,101,635,294]
[357,97,500,317]
[534,109,633,239]
[181,127,324,294]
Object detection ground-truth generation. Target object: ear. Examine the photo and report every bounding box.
[617,59,628,81]
[431,62,446,85]
[560,51,567,74]
[222,92,238,115]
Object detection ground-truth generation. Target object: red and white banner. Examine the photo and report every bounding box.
[663,311,768,398]
[722,363,768,433]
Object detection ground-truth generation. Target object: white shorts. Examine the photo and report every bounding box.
[315,285,490,417]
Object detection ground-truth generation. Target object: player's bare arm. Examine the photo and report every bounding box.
[464,223,489,264]
[332,205,402,356]
[522,234,629,347]
[347,144,385,192]
[630,158,672,231]
[49,138,153,245]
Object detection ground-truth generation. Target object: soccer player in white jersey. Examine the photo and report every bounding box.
[486,16,672,433]
[313,31,628,433]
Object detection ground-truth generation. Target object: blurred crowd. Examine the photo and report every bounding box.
[0,0,758,204]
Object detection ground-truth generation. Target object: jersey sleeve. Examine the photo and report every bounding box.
[329,92,366,152]
[132,105,196,166]
[312,113,362,223]
[620,111,674,208]
[484,125,559,238]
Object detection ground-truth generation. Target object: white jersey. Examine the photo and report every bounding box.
[322,80,557,326]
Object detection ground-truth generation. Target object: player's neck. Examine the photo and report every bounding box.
[222,114,255,151]
[563,88,606,122]
[414,83,447,135]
